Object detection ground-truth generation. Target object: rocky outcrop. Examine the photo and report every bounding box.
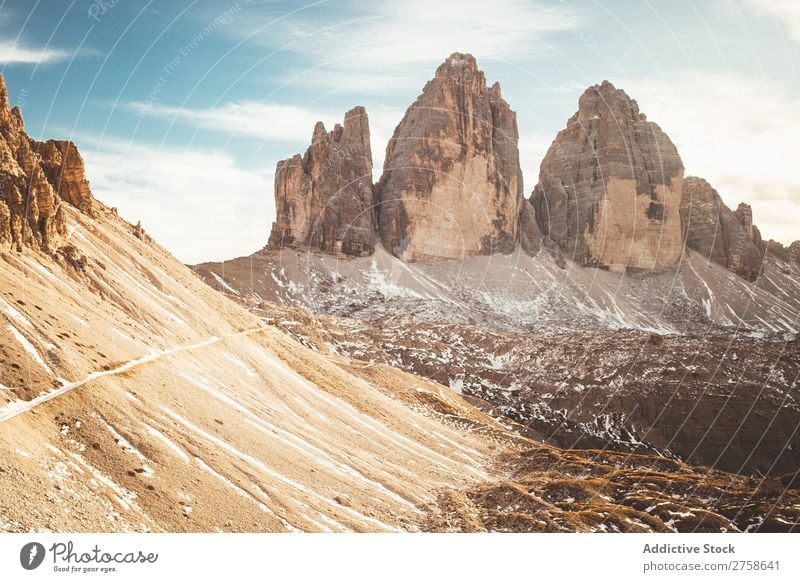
[376,53,525,262]
[38,140,96,215]
[0,74,94,252]
[531,81,684,271]
[680,177,765,281]
[766,239,800,266]
[267,106,376,257]
[518,200,542,255]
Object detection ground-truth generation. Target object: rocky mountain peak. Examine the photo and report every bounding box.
[532,80,684,271]
[0,76,22,133]
[433,52,486,87]
[376,52,524,262]
[267,106,376,257]
[576,81,646,124]
[680,176,765,282]
[0,75,95,252]
[734,202,756,238]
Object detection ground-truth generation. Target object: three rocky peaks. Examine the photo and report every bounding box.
[268,53,794,281]
[0,57,794,283]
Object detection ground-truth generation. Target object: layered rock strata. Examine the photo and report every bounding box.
[680,176,765,281]
[267,106,376,257]
[531,81,684,271]
[376,53,525,262]
[0,74,94,252]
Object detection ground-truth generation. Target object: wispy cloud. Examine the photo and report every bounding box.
[128,100,338,142]
[0,40,71,65]
[622,71,800,244]
[742,0,800,42]
[129,100,406,178]
[79,135,273,263]
[235,0,580,92]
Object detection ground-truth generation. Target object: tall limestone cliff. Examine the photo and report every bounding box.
[0,74,95,252]
[267,106,376,257]
[680,176,765,281]
[531,81,684,271]
[376,53,525,262]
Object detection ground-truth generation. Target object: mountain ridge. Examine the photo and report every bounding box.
[2,64,799,534]
[262,55,796,288]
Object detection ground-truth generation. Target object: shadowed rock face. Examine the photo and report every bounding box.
[680,176,765,282]
[267,106,376,258]
[531,81,684,271]
[0,74,95,253]
[767,239,800,267]
[376,53,524,262]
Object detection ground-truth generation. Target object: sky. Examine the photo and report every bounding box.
[1,0,798,263]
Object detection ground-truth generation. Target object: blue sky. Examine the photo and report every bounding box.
[1,0,798,262]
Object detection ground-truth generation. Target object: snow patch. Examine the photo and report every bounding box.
[210,272,240,296]
[7,324,53,375]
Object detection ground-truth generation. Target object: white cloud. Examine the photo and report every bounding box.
[0,40,71,65]
[80,136,273,264]
[519,132,555,187]
[742,0,800,42]
[129,101,338,142]
[131,100,406,180]
[622,71,800,244]
[238,0,579,92]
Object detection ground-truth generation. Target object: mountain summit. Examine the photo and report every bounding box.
[267,106,376,257]
[532,80,685,271]
[0,73,95,254]
[376,53,525,261]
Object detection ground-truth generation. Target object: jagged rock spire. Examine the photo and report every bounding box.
[268,106,376,257]
[376,52,524,262]
[0,74,95,252]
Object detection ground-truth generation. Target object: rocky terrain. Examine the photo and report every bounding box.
[2,54,798,534]
[0,75,94,254]
[0,76,526,531]
[196,53,799,515]
[426,447,800,533]
[681,176,766,282]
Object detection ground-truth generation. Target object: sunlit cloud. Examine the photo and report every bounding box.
[0,40,71,65]
[129,100,406,180]
[742,0,800,42]
[79,135,274,263]
[622,71,800,244]
[234,0,581,92]
[128,100,338,142]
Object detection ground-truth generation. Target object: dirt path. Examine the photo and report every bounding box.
[0,327,268,424]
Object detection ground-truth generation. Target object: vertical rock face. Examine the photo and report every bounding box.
[0,74,8,113]
[789,241,800,265]
[376,53,524,262]
[0,74,94,252]
[268,106,376,257]
[532,81,684,271]
[38,140,96,215]
[680,177,765,281]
